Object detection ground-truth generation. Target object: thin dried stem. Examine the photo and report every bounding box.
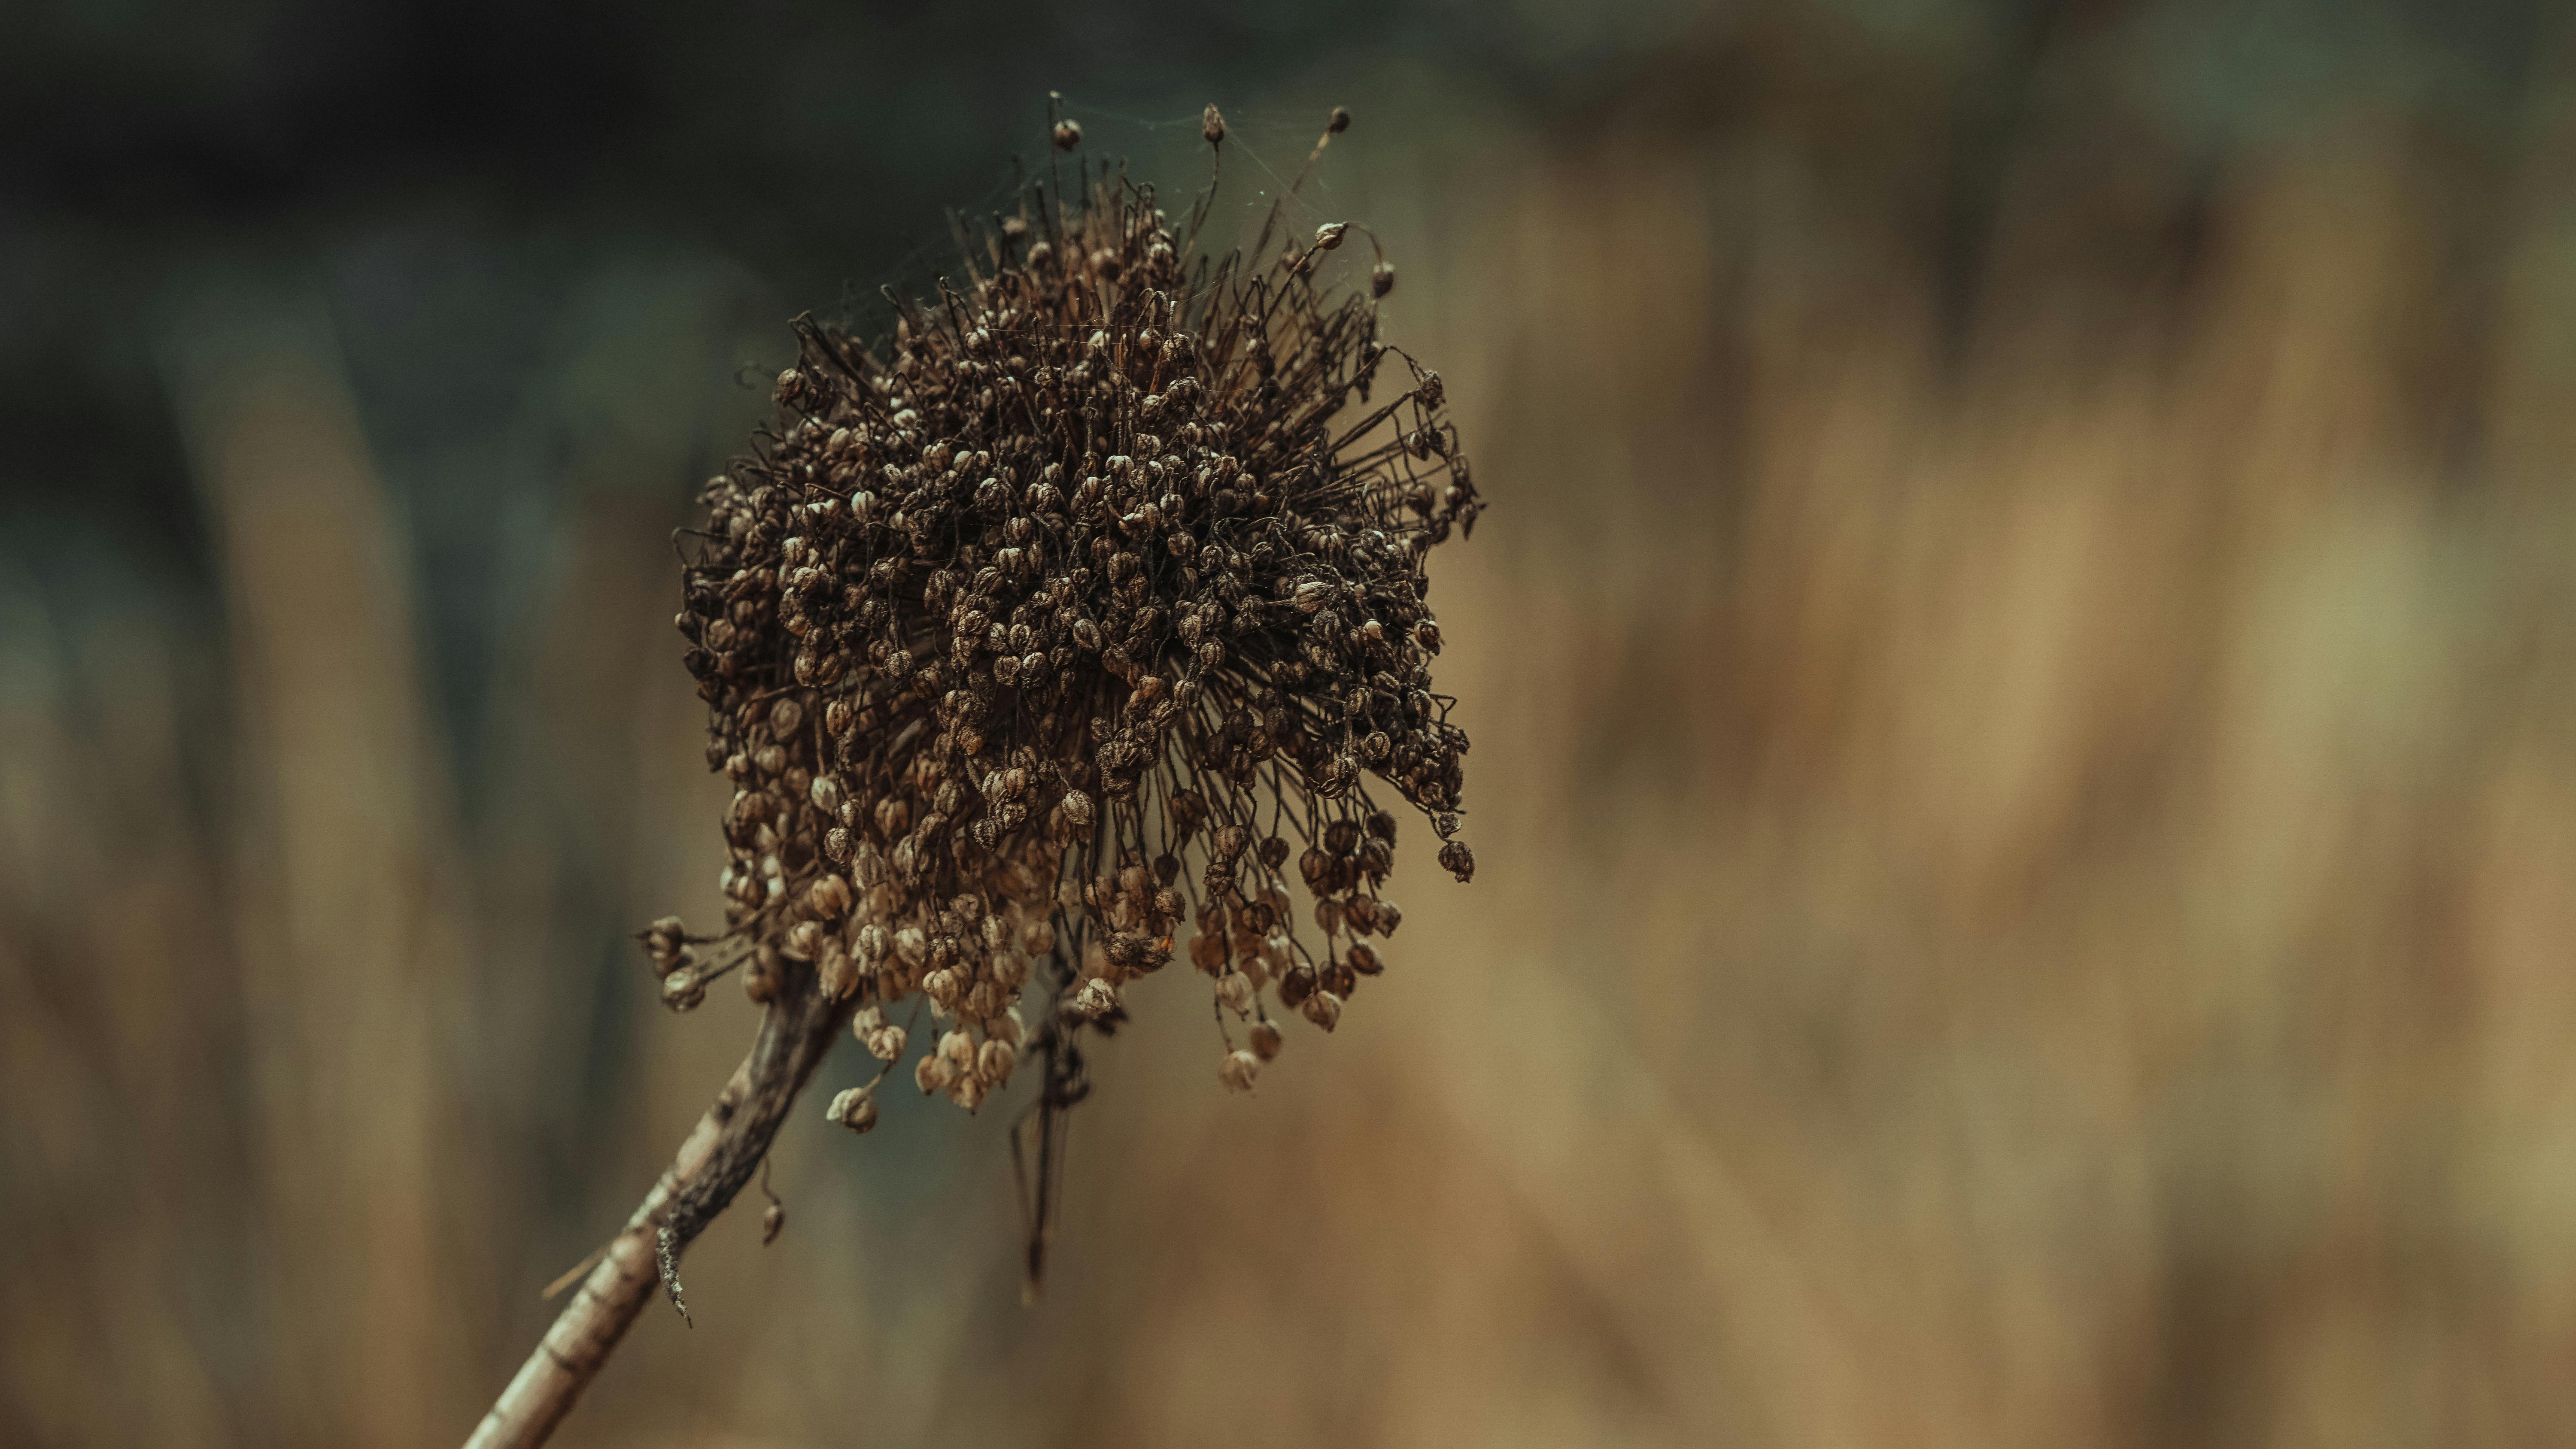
[462,974,850,1449]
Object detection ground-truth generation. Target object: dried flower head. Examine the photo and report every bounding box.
[653,104,1481,1138]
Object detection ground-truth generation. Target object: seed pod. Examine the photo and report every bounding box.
[661,970,706,1013]
[1202,103,1226,146]
[977,1038,1018,1086]
[786,920,827,961]
[744,946,781,1003]
[1216,969,1255,1012]
[1278,964,1317,1007]
[916,1052,954,1093]
[828,1086,880,1133]
[810,873,854,919]
[1052,118,1082,150]
[1249,1019,1283,1061]
[1439,840,1475,882]
[1071,976,1120,1019]
[1218,1049,1260,1092]
[1348,942,1382,976]
[857,922,891,963]
[1301,989,1342,1031]
[865,1024,908,1062]
[923,968,962,1010]
[819,945,860,1000]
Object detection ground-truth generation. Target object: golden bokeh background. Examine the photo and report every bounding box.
[9,3,2576,1445]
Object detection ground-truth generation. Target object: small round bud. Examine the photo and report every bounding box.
[1052,118,1082,150]
[1314,222,1348,252]
[1327,105,1351,134]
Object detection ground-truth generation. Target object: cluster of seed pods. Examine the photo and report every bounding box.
[647,116,1480,1125]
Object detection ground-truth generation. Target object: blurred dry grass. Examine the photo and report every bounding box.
[12,30,2576,1449]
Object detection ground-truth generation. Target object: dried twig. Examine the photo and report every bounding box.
[462,973,850,1449]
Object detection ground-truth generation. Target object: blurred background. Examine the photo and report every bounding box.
[9,0,2576,1444]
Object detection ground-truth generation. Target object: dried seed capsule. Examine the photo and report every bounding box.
[1249,1019,1283,1060]
[1216,969,1255,1012]
[744,946,781,1003]
[1218,1049,1260,1092]
[865,1024,908,1061]
[819,945,860,1000]
[916,1053,954,1093]
[1052,118,1082,150]
[1070,976,1120,1019]
[810,873,854,919]
[977,1038,1018,1086]
[1300,989,1342,1031]
[1439,840,1474,882]
[1278,964,1317,1007]
[1202,103,1226,146]
[828,1086,880,1133]
[1348,942,1382,975]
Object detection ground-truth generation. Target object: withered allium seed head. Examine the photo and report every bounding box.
[659,105,1482,1120]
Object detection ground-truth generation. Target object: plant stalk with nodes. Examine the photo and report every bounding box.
[464,97,1481,1449]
